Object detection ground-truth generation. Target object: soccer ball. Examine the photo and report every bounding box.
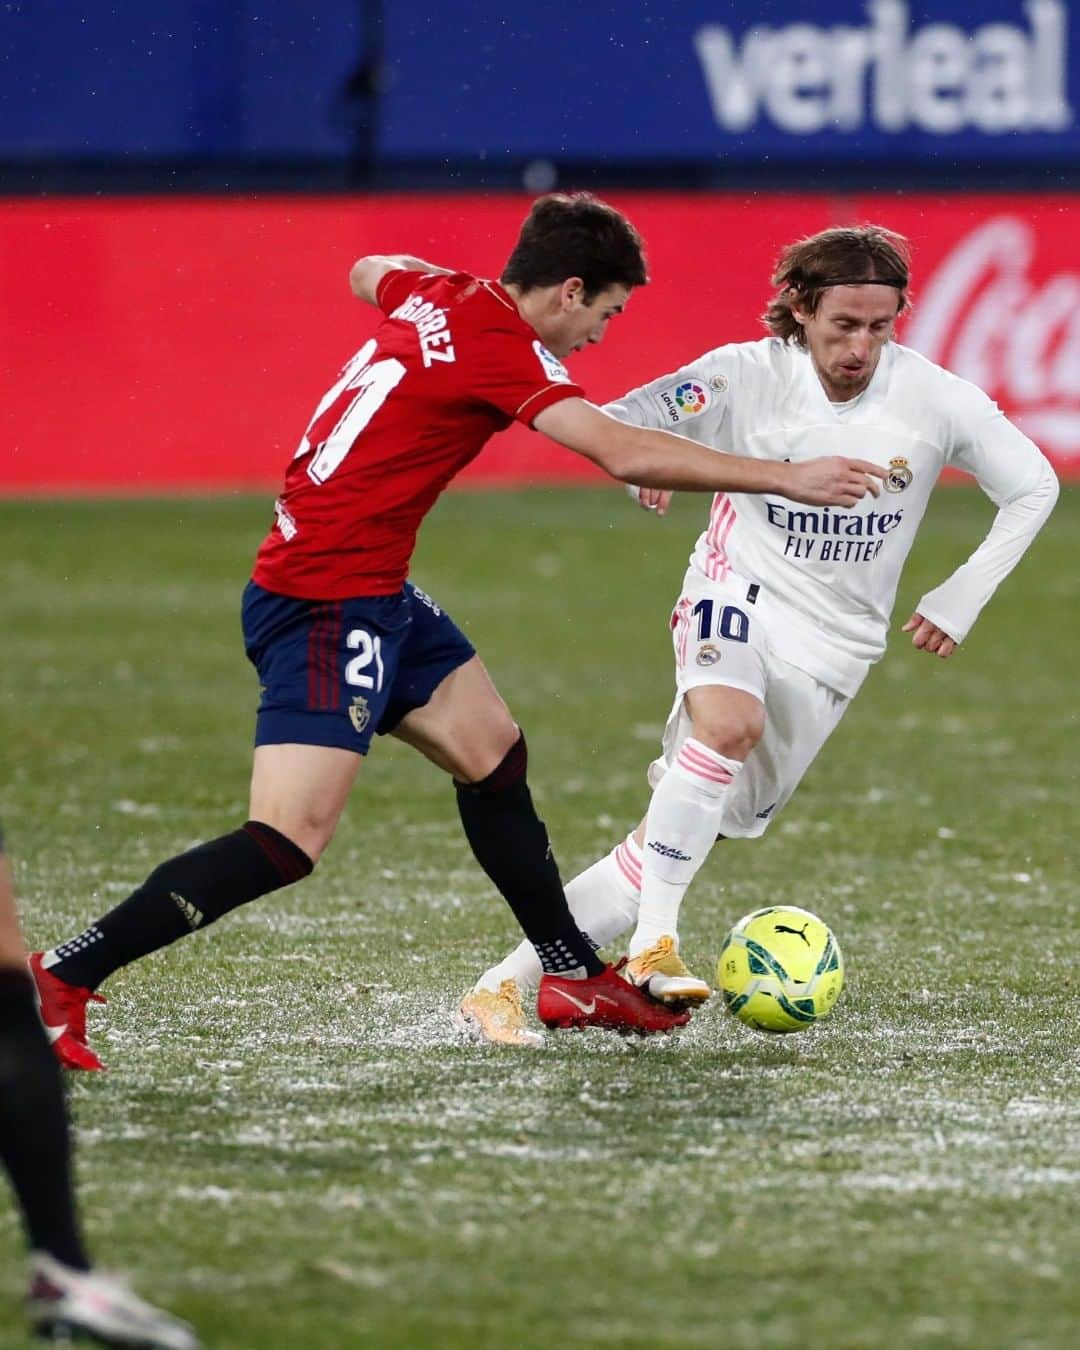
[716,905,844,1034]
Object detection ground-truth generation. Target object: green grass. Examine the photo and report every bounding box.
[1,485,1077,1349]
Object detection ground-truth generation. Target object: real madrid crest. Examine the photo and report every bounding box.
[696,643,722,667]
[348,696,371,734]
[884,456,913,493]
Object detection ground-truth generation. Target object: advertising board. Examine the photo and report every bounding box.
[1,193,1075,491]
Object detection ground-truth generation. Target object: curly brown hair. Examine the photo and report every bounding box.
[763,226,911,346]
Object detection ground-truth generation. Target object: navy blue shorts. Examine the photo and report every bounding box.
[242,580,476,754]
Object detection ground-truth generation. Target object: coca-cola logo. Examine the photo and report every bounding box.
[903,217,1080,461]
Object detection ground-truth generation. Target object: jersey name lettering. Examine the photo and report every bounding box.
[274,498,298,541]
[391,293,457,368]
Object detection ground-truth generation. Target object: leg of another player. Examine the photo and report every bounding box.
[466,685,762,1018]
[0,843,91,1274]
[393,656,604,979]
[471,837,644,998]
[31,745,346,1069]
[396,658,689,1040]
[1,836,199,1346]
[625,685,763,1003]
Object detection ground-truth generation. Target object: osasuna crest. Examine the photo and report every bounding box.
[884,456,913,493]
[532,340,572,384]
[348,696,371,734]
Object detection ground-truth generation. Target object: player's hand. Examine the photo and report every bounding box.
[639,486,673,515]
[784,457,887,507]
[626,484,673,516]
[902,612,958,660]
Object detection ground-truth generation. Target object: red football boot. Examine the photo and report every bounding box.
[537,961,691,1035]
[29,953,107,1071]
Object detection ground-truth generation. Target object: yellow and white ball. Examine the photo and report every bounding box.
[717,905,844,1034]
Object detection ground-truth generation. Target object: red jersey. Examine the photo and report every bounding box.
[252,269,584,599]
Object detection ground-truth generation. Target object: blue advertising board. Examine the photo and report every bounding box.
[0,1,1076,167]
[380,0,1077,164]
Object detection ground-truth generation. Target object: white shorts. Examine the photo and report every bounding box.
[648,568,851,839]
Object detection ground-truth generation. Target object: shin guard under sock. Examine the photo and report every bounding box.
[455,735,603,977]
[44,821,313,989]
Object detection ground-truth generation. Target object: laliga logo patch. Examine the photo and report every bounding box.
[675,381,709,414]
[655,378,711,424]
[532,340,572,384]
[884,456,913,493]
[696,643,722,667]
[348,696,371,734]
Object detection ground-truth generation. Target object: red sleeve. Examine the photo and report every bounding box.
[471,329,585,427]
[375,267,423,315]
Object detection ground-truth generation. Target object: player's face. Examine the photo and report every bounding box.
[542,283,631,359]
[795,285,901,401]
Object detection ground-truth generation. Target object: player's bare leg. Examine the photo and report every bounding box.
[625,685,763,1005]
[390,655,519,782]
[398,658,688,1041]
[248,742,361,862]
[0,857,25,970]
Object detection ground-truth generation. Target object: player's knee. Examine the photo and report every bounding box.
[287,820,332,863]
[245,811,330,864]
[690,709,763,761]
[455,730,527,794]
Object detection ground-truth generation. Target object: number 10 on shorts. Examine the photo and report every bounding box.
[693,600,750,644]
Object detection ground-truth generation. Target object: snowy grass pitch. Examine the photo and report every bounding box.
[1,487,1077,1349]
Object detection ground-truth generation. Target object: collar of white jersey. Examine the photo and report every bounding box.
[794,340,894,420]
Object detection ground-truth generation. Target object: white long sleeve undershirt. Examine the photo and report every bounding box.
[917,441,1060,644]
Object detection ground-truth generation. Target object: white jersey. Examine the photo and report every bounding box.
[607,338,1058,697]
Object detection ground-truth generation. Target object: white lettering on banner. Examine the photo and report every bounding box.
[694,1,1071,136]
[904,217,1080,459]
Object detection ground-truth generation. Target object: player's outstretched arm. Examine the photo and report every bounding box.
[349,254,453,305]
[910,407,1059,653]
[534,398,885,507]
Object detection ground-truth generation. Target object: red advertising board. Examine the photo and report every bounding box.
[1,193,1076,492]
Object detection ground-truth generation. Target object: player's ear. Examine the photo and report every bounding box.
[560,277,586,309]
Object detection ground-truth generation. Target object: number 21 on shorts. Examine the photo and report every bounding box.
[345,629,384,691]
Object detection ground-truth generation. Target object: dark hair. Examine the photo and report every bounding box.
[763,225,911,346]
[501,192,648,301]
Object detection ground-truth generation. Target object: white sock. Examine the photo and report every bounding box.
[475,835,643,993]
[629,738,742,957]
